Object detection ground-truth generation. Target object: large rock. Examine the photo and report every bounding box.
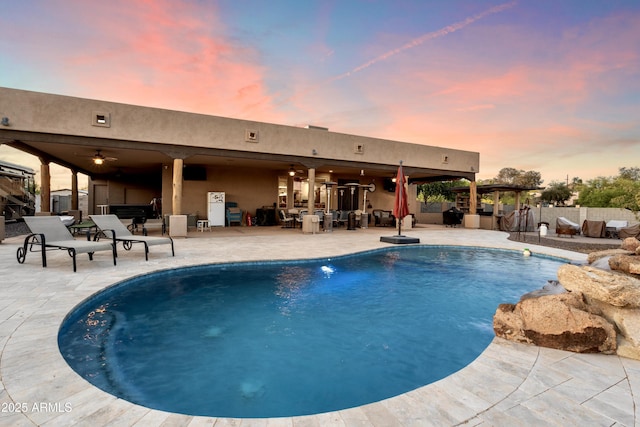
[609,254,640,276]
[586,299,640,349]
[557,264,640,308]
[618,338,640,360]
[493,292,617,354]
[587,249,632,264]
[621,237,640,252]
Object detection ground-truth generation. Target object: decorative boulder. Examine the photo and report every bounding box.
[557,264,640,307]
[587,249,632,265]
[493,292,617,354]
[609,254,640,276]
[621,237,640,252]
[495,237,640,360]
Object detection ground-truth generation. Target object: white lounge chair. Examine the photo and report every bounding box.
[606,220,628,238]
[18,216,116,272]
[90,214,174,260]
[606,220,628,231]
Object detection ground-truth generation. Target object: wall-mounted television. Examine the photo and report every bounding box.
[183,165,207,181]
[383,178,396,192]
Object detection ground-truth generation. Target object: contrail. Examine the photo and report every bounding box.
[254,1,517,116]
[325,1,517,84]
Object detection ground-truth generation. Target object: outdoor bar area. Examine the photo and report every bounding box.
[451,184,544,231]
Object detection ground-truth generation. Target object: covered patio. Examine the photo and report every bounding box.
[0,87,480,235]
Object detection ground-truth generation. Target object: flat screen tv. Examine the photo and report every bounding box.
[183,165,207,181]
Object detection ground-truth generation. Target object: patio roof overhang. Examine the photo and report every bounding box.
[0,87,479,183]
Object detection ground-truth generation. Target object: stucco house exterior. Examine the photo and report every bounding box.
[0,87,481,231]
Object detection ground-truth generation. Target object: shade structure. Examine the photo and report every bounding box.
[381,161,419,244]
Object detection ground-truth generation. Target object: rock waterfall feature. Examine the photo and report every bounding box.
[494,237,640,360]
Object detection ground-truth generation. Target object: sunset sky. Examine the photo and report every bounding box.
[1,0,639,189]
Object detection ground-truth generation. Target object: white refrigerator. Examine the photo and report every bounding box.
[207,191,225,226]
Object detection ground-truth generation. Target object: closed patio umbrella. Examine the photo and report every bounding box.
[380,161,419,244]
[393,161,409,237]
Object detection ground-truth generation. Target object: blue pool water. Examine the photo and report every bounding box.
[58,246,566,418]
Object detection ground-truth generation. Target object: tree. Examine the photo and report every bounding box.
[493,167,543,187]
[491,167,543,205]
[417,180,466,203]
[577,167,640,210]
[618,167,640,181]
[540,182,572,206]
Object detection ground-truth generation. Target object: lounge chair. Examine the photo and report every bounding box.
[90,214,174,261]
[17,216,116,272]
[605,220,628,238]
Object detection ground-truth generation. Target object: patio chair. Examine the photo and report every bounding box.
[313,209,325,226]
[373,209,395,227]
[295,209,308,227]
[90,214,174,261]
[279,210,294,228]
[225,202,243,226]
[556,217,580,237]
[336,210,349,227]
[581,220,606,238]
[17,216,116,272]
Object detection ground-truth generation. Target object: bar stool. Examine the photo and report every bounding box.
[197,219,211,232]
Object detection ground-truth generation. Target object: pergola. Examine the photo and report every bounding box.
[451,183,543,229]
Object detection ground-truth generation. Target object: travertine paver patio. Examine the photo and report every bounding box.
[1,225,638,426]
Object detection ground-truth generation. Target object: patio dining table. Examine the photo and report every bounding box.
[68,220,98,240]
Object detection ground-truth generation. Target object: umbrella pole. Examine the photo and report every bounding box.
[397,186,402,236]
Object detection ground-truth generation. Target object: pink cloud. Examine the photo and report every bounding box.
[29,0,286,123]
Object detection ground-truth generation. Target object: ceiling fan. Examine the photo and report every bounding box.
[90,149,118,165]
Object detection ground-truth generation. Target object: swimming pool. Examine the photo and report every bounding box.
[58,246,565,418]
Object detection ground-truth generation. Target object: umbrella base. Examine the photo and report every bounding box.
[380,235,420,244]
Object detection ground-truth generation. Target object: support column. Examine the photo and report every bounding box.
[172,158,184,215]
[464,180,480,229]
[469,181,477,215]
[71,170,79,210]
[169,158,187,237]
[493,191,500,230]
[40,160,51,213]
[307,168,316,211]
[287,175,294,210]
